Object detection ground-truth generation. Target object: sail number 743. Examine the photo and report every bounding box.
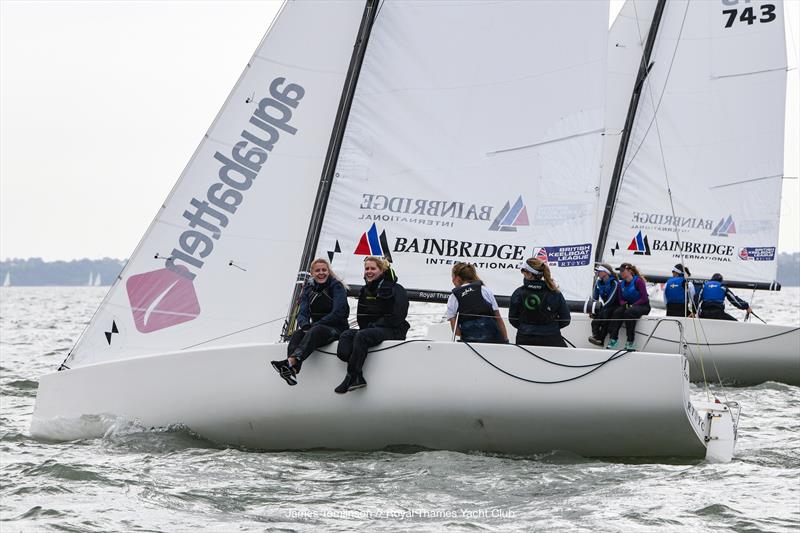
[722,2,776,28]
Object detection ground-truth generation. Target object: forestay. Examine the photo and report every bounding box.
[315,0,610,301]
[601,0,787,282]
[64,1,366,367]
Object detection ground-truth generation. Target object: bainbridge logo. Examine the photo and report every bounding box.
[354,223,393,262]
[489,196,529,232]
[712,215,737,237]
[126,266,201,333]
[627,231,651,255]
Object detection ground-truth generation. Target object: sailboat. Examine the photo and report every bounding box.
[93,273,102,287]
[3,272,10,287]
[32,0,737,460]
[87,272,94,286]
[562,0,799,386]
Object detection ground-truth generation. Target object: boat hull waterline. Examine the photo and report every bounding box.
[31,341,735,461]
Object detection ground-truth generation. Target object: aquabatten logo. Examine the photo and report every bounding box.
[489,196,529,232]
[628,231,651,255]
[126,266,201,333]
[712,215,736,237]
[354,223,393,262]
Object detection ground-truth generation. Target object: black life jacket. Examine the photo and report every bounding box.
[452,281,494,324]
[357,276,393,328]
[518,280,557,326]
[308,281,334,323]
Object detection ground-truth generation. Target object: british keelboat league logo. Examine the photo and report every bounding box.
[627,231,651,255]
[489,196,530,232]
[738,246,776,261]
[711,215,737,237]
[532,244,592,267]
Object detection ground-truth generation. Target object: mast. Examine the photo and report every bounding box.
[281,0,380,339]
[595,0,666,264]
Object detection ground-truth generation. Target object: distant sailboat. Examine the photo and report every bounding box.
[87,273,94,286]
[93,274,102,287]
[2,272,10,287]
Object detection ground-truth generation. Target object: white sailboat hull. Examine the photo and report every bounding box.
[563,318,800,386]
[32,341,734,460]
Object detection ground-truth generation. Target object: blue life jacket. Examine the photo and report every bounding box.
[594,277,618,305]
[620,275,641,304]
[701,281,725,303]
[664,276,687,304]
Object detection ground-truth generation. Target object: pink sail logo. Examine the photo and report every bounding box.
[126,267,201,333]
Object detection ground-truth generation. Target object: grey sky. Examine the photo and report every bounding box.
[1,0,798,260]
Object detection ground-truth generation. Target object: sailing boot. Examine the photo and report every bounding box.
[624,341,636,351]
[348,373,367,391]
[587,336,604,346]
[270,360,297,386]
[335,374,355,394]
[606,338,619,350]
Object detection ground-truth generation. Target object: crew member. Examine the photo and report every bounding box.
[588,263,619,346]
[508,258,571,347]
[446,262,508,343]
[335,256,409,394]
[663,263,696,317]
[698,273,752,321]
[270,258,349,386]
[607,263,651,351]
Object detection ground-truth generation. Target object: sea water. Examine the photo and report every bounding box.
[1,287,798,532]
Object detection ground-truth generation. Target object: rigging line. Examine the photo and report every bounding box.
[708,174,784,189]
[620,0,690,180]
[512,344,622,369]
[486,128,604,156]
[634,326,798,346]
[181,315,289,350]
[463,342,630,385]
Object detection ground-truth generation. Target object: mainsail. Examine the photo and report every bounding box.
[314,0,611,302]
[598,0,787,286]
[63,1,367,367]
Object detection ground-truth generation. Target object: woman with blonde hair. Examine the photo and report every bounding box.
[270,258,349,386]
[508,258,570,347]
[335,256,409,394]
[446,262,508,343]
[606,262,650,351]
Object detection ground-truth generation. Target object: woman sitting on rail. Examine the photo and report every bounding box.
[508,257,570,347]
[587,263,619,346]
[271,258,349,386]
[335,256,409,394]
[446,262,509,343]
[606,262,650,351]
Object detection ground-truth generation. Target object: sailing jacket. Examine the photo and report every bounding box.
[509,279,570,336]
[593,277,619,308]
[699,281,748,311]
[663,275,696,305]
[619,275,649,306]
[356,271,410,337]
[296,277,350,332]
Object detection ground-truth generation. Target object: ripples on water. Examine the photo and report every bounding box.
[1,287,798,532]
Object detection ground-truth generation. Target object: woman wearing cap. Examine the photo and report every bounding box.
[588,263,619,346]
[270,258,350,386]
[606,263,650,351]
[335,256,410,394]
[508,257,570,347]
[446,262,509,343]
[663,263,696,317]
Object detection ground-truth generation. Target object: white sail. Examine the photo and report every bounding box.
[315,0,610,301]
[94,274,102,287]
[2,272,10,287]
[601,0,787,283]
[63,1,367,368]
[87,272,94,286]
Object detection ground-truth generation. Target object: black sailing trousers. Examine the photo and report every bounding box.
[287,324,340,360]
[336,327,397,377]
